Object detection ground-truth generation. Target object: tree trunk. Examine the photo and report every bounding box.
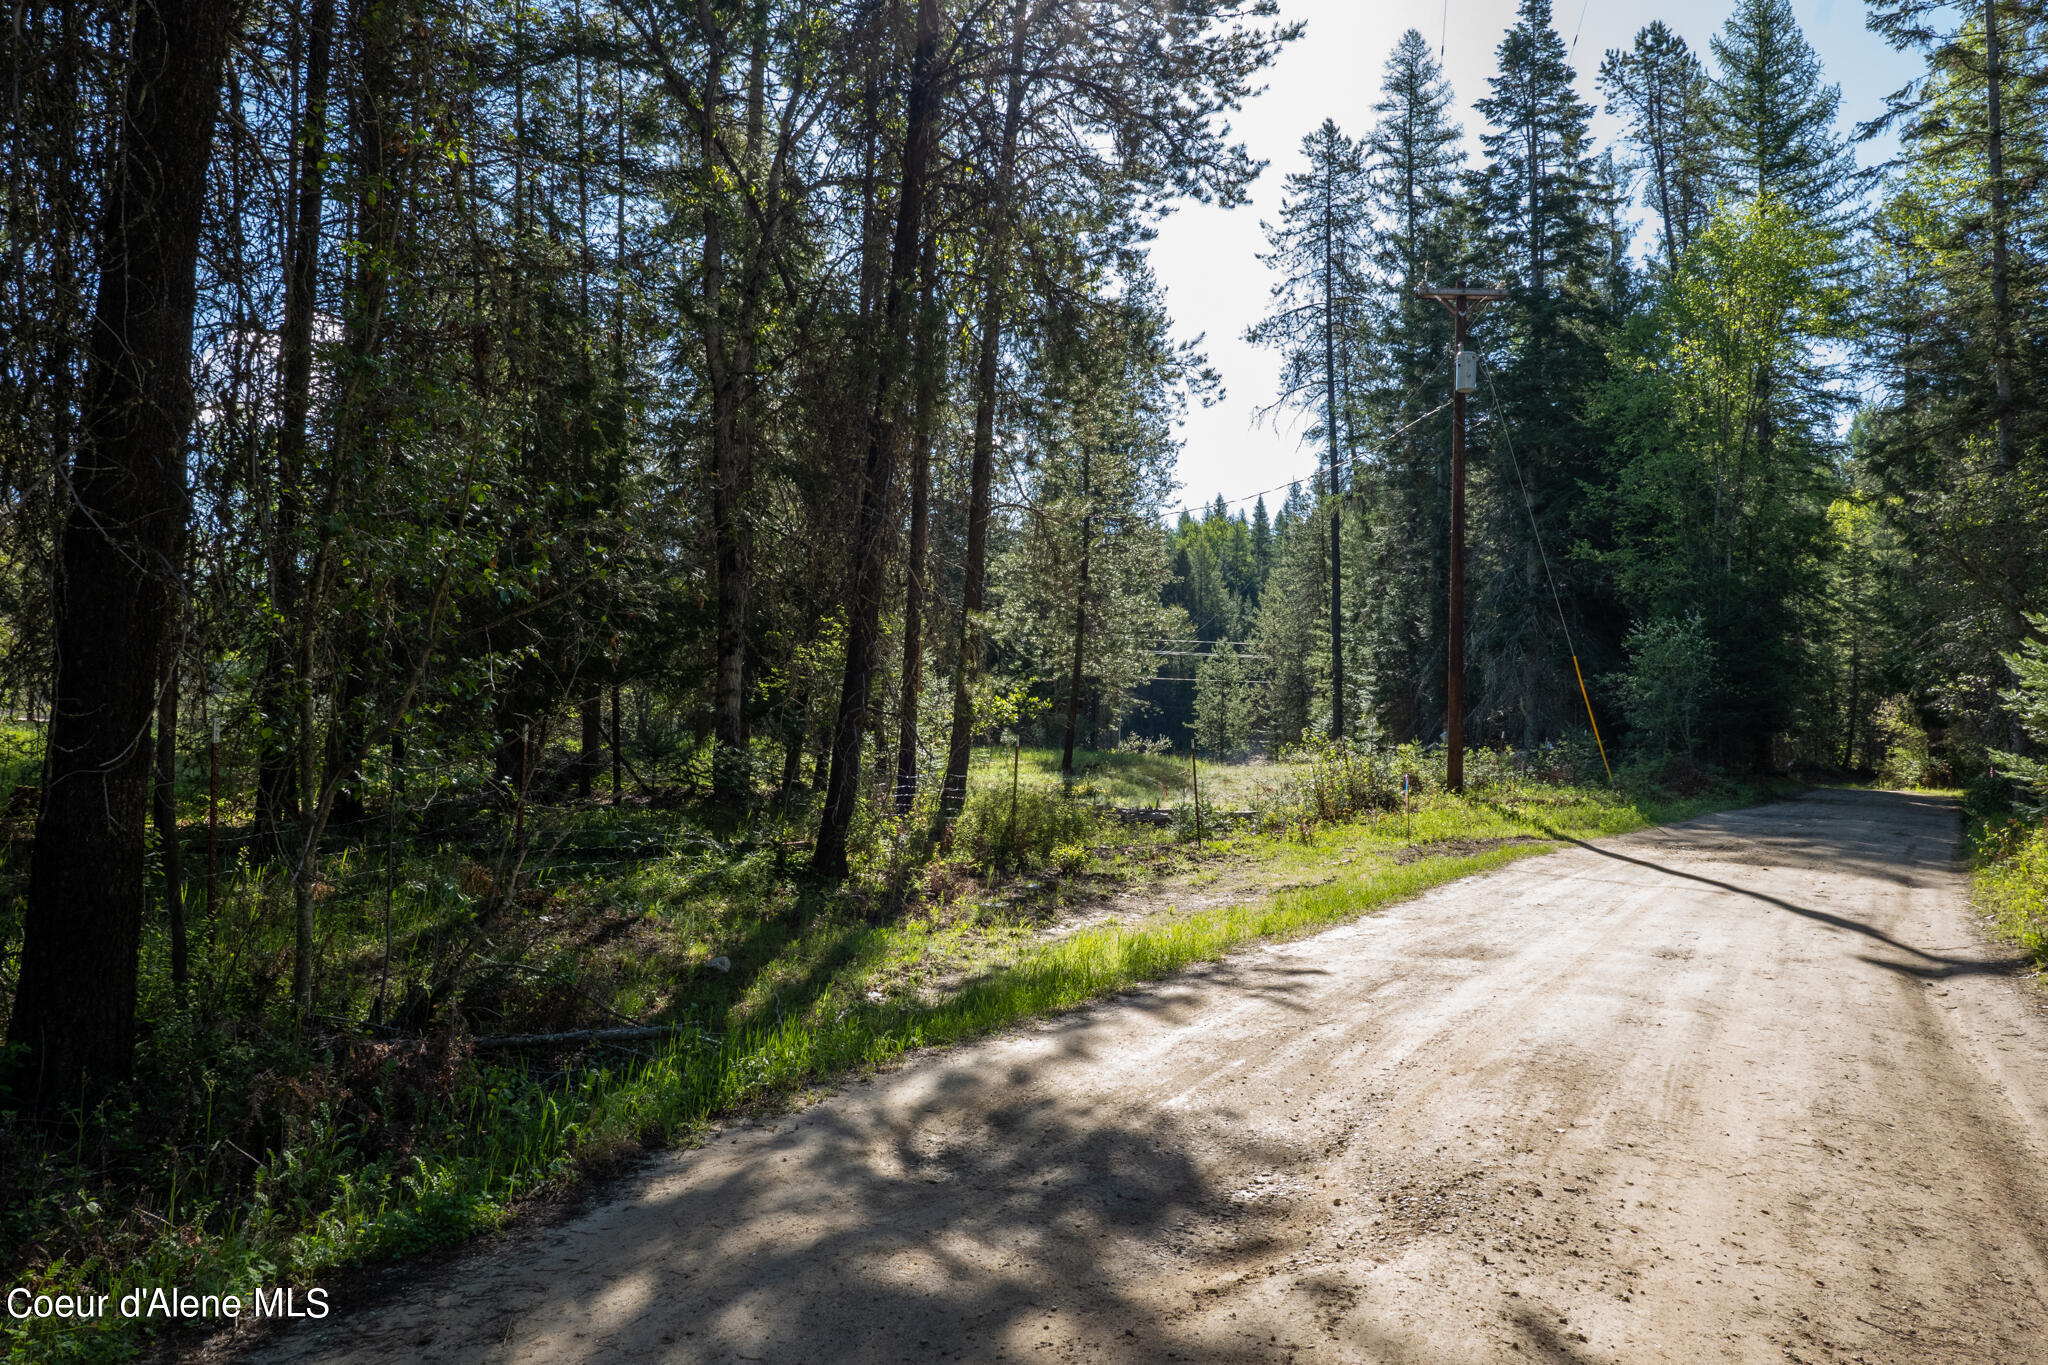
[941,0,1031,816]
[6,0,237,1103]
[578,689,602,798]
[892,238,939,812]
[155,654,187,990]
[1061,448,1092,776]
[701,20,753,801]
[814,0,941,875]
[259,0,334,855]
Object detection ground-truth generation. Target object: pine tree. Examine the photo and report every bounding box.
[1708,0,1861,226]
[1250,496,1273,588]
[1599,21,1716,269]
[1858,0,2047,754]
[992,278,1185,769]
[1358,29,1465,740]
[1468,0,1613,750]
[1253,499,1330,746]
[1247,119,1370,738]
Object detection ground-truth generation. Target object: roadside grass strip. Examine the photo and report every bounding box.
[1977,821,2048,965]
[584,841,1552,1140]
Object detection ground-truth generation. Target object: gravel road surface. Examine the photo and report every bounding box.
[243,788,2048,1363]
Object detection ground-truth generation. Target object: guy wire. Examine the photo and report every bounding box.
[1478,369,1614,783]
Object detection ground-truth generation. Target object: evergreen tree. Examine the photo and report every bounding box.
[1192,643,1259,757]
[992,272,1186,770]
[1859,0,2046,756]
[1599,21,1716,268]
[1246,119,1370,738]
[1253,500,1331,746]
[1468,0,1613,749]
[1250,496,1273,587]
[1357,29,1465,740]
[1708,0,1861,226]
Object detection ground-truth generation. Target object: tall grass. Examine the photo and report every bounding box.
[1978,820,2048,963]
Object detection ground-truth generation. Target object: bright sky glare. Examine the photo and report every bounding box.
[1146,0,1919,519]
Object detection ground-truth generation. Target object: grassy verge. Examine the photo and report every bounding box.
[1,763,1754,1364]
[1973,815,2048,967]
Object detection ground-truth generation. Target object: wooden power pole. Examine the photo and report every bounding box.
[1415,283,1504,794]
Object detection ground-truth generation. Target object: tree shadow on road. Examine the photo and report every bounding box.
[1485,791,2028,983]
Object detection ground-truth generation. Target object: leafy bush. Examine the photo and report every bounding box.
[950,786,1099,871]
[1169,796,1223,841]
[848,792,947,896]
[1257,737,1435,832]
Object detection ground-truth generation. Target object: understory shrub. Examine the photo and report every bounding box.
[1258,737,1437,832]
[949,786,1099,871]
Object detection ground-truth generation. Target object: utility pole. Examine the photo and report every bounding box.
[1415,283,1504,794]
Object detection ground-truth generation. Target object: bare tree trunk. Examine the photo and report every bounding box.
[815,0,941,875]
[941,0,1031,816]
[155,652,186,990]
[259,0,334,853]
[1061,447,1092,776]
[7,0,237,1103]
[892,238,938,812]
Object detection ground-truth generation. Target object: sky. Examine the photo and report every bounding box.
[1145,0,1921,519]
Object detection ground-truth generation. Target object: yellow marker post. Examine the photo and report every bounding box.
[1571,654,1614,785]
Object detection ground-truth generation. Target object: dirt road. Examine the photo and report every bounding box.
[247,789,2048,1363]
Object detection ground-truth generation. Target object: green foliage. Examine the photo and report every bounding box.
[948,787,1101,873]
[1992,617,2048,811]
[1873,696,1936,789]
[1593,192,1850,756]
[1618,614,1714,757]
[1599,21,1716,266]
[1258,736,1436,832]
[991,282,1189,737]
[1978,822,2048,965]
[1707,0,1860,223]
[1192,644,1260,758]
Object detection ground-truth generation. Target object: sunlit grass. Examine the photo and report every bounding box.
[1976,819,2048,966]
[965,743,1309,808]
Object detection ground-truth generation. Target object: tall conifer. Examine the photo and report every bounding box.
[1247,120,1371,738]
[1468,0,1611,749]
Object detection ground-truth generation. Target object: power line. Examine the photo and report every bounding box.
[1178,352,1454,520]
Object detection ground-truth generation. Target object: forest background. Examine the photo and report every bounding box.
[1,0,2046,1356]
